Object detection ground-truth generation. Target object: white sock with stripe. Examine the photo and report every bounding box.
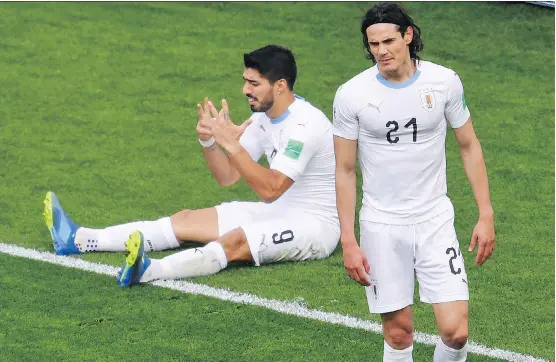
[74,217,179,252]
[140,242,228,282]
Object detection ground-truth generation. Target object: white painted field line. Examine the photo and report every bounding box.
[0,242,550,362]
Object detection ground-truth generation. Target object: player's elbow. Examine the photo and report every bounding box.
[458,138,482,158]
[218,179,236,187]
[336,163,356,178]
[260,183,286,203]
[217,171,241,187]
[259,171,292,203]
[260,189,281,203]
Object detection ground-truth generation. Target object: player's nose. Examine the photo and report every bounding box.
[242,82,253,97]
[377,44,388,56]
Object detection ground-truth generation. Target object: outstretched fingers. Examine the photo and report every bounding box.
[237,119,253,137]
[207,100,220,119]
[221,99,230,121]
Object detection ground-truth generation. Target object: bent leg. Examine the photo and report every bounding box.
[170,207,219,243]
[139,226,252,282]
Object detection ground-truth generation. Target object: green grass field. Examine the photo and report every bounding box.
[0,2,553,361]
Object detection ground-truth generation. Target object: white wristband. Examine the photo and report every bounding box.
[198,137,216,148]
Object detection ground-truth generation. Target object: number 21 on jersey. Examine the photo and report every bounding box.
[386,117,417,144]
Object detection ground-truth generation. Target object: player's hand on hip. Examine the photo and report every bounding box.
[196,97,214,141]
[468,216,495,265]
[342,242,371,286]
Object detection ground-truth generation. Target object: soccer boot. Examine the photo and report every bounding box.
[117,231,151,287]
[43,191,81,255]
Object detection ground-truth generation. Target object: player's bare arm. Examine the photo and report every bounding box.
[205,99,293,203]
[334,135,370,286]
[196,97,249,186]
[453,118,495,265]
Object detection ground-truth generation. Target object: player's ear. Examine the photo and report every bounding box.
[404,26,414,45]
[275,79,288,95]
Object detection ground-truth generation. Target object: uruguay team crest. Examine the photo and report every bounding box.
[419,88,436,112]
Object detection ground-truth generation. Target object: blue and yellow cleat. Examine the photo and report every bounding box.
[117,231,151,287]
[43,191,82,255]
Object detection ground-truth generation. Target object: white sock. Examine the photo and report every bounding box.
[140,242,228,282]
[384,341,413,362]
[74,217,179,252]
[433,339,467,362]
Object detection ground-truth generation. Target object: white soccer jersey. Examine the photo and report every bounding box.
[239,95,338,225]
[333,61,471,224]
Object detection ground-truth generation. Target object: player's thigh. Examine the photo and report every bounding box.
[215,201,271,236]
[414,211,469,304]
[242,214,339,267]
[359,220,415,314]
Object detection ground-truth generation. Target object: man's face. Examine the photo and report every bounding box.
[242,68,275,113]
[366,23,413,73]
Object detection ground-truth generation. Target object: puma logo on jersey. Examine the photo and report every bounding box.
[367,102,383,113]
[259,125,266,132]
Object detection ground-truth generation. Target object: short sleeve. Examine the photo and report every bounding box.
[445,72,471,129]
[332,85,359,140]
[239,116,264,162]
[269,120,322,182]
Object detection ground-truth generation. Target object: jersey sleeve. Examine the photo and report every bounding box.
[445,72,471,129]
[269,119,322,182]
[332,85,359,140]
[239,115,265,162]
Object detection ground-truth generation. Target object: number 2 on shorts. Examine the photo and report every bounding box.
[446,247,462,275]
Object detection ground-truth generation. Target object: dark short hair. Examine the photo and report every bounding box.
[243,45,297,90]
[361,3,424,63]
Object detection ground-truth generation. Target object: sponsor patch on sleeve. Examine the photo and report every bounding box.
[283,139,304,160]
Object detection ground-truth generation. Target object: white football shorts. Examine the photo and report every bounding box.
[215,201,339,266]
[360,209,469,314]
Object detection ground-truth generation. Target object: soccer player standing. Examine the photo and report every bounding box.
[332,3,495,361]
[44,45,339,286]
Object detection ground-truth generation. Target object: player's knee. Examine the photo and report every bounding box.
[384,326,413,349]
[382,309,414,349]
[217,227,252,262]
[170,209,192,223]
[440,325,468,349]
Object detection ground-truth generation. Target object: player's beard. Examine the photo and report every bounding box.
[249,92,274,113]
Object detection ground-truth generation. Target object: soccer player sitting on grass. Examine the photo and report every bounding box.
[43,44,340,287]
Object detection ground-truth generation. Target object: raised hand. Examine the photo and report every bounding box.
[205,99,252,153]
[196,97,214,142]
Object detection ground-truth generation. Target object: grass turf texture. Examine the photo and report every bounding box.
[0,2,553,360]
